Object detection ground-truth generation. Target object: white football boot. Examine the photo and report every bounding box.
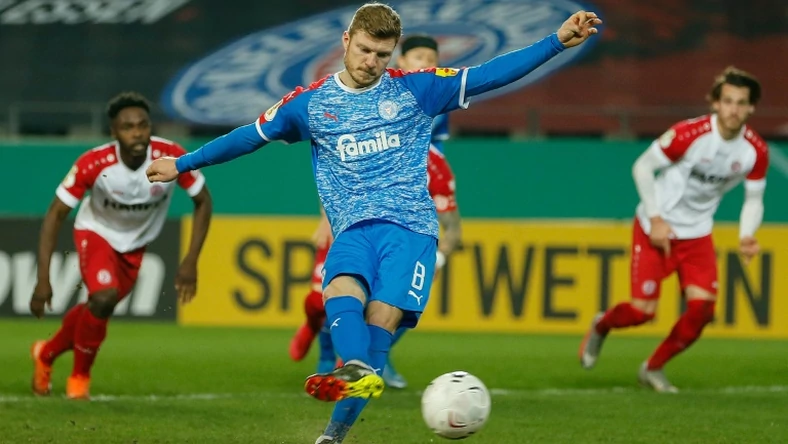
[638,362,679,393]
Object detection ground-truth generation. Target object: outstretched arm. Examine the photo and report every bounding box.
[406,11,602,116]
[147,125,265,182]
[147,124,267,183]
[149,91,310,183]
[175,124,267,173]
[464,35,564,98]
[464,11,601,99]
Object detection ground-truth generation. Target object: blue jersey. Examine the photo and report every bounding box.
[254,68,470,238]
[175,33,565,238]
[431,114,450,152]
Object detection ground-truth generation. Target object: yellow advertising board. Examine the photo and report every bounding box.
[419,220,786,338]
[180,217,787,338]
[180,217,319,327]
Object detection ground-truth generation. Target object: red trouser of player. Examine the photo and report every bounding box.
[34,230,144,398]
[290,245,330,361]
[596,219,717,369]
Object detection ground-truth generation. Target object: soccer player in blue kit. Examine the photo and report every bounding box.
[295,33,462,390]
[147,3,601,443]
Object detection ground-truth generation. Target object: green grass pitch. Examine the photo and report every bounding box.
[0,320,786,443]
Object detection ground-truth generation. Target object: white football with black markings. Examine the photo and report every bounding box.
[421,371,491,439]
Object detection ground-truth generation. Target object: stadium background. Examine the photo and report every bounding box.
[1,0,785,336]
[0,1,786,442]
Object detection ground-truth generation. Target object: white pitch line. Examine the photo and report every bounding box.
[490,385,788,396]
[1,385,786,403]
[0,392,302,403]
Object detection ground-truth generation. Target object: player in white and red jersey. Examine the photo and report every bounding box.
[579,67,769,392]
[288,35,463,390]
[29,92,213,399]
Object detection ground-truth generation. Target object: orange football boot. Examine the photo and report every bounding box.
[66,375,91,400]
[31,340,52,396]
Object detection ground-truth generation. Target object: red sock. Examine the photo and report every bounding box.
[72,308,109,378]
[596,302,654,335]
[647,300,715,370]
[40,303,86,366]
[304,290,326,333]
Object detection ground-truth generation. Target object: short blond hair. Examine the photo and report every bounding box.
[348,2,402,41]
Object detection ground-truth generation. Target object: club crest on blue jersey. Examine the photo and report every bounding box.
[378,100,400,121]
[161,0,595,126]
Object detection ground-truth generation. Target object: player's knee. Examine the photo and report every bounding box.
[631,298,658,316]
[686,299,715,325]
[685,286,716,323]
[323,275,367,305]
[366,301,402,334]
[640,310,656,323]
[685,285,716,301]
[671,300,715,342]
[87,290,119,319]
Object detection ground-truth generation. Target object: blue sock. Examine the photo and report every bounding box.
[317,319,336,374]
[385,326,408,371]
[391,326,407,347]
[367,325,393,376]
[324,296,370,365]
[318,318,335,360]
[325,325,393,439]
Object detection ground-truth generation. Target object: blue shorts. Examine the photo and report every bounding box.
[322,220,438,328]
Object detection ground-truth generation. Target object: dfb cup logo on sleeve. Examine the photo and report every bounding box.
[263,99,283,122]
[62,165,78,188]
[161,0,596,126]
[435,68,459,77]
[659,128,676,148]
